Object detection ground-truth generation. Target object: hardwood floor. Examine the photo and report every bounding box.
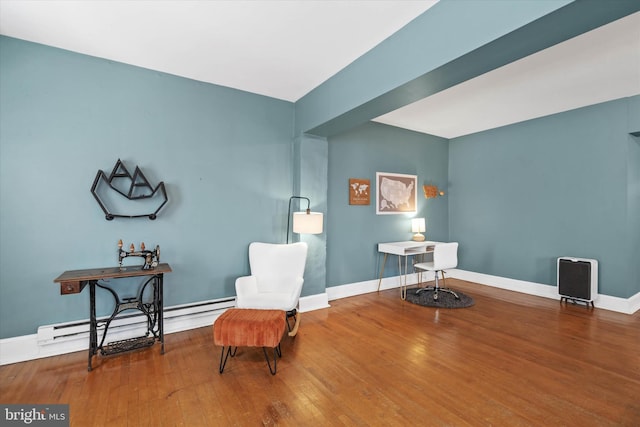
[2,279,639,426]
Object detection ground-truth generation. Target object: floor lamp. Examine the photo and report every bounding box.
[286,196,323,243]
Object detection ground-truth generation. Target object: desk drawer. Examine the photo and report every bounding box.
[60,281,86,295]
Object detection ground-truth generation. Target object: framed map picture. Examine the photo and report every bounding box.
[376,172,417,215]
[349,178,370,205]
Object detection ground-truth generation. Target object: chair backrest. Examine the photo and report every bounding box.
[433,242,458,270]
[248,242,308,291]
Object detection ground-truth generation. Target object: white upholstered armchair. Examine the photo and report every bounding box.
[235,242,308,336]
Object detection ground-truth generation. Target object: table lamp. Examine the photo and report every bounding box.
[411,218,426,241]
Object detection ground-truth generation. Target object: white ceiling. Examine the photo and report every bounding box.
[374,11,640,138]
[1,1,638,138]
[0,0,437,101]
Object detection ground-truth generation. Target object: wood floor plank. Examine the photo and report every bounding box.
[1,279,639,426]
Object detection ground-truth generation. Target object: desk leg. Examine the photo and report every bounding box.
[377,253,388,292]
[158,273,165,354]
[399,255,408,300]
[88,281,97,371]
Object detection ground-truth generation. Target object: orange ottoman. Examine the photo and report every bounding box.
[213,308,286,375]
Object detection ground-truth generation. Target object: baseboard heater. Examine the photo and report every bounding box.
[37,297,236,347]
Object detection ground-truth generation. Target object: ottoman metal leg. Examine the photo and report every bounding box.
[218,346,237,374]
[262,344,281,375]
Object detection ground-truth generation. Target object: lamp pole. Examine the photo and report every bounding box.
[286,196,311,244]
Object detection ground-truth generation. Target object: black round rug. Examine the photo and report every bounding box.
[405,287,474,309]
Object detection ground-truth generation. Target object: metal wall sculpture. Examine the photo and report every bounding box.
[91,159,168,220]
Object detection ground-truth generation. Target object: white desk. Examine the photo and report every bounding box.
[377,241,441,299]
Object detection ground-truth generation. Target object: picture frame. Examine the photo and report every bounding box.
[349,178,370,205]
[376,172,417,215]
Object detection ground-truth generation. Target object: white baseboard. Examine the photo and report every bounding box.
[449,269,639,314]
[2,270,637,366]
[450,270,559,299]
[326,270,437,301]
[299,293,330,313]
[325,269,638,315]
[0,295,331,366]
[629,291,640,313]
[0,334,41,367]
[0,297,235,366]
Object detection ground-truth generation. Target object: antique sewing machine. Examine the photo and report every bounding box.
[118,239,160,270]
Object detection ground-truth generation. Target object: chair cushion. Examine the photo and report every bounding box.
[236,293,298,311]
[257,275,296,293]
[414,261,435,271]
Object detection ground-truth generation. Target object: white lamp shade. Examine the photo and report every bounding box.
[293,212,323,234]
[412,218,426,233]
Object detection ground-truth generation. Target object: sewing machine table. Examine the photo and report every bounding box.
[54,263,172,371]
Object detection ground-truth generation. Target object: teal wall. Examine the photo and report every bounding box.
[628,133,640,299]
[448,97,640,298]
[627,96,640,299]
[2,2,639,340]
[0,36,296,338]
[294,133,328,298]
[326,122,448,286]
[295,0,639,138]
[296,0,574,136]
